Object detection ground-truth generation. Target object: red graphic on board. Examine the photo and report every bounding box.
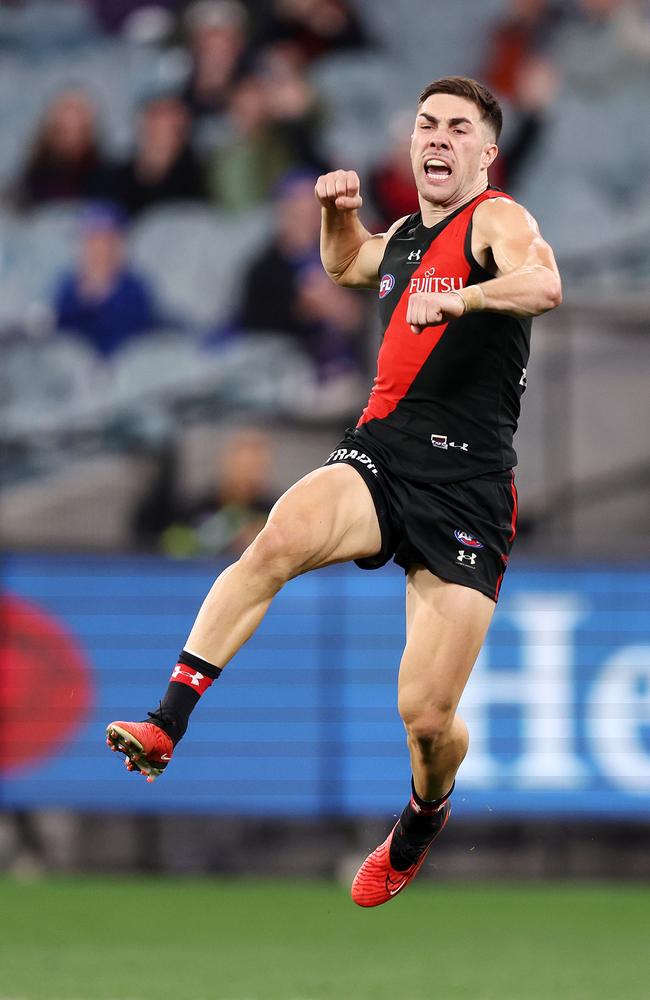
[0,594,93,773]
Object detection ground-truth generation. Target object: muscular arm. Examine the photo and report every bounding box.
[315,170,406,289]
[406,196,562,333]
[464,197,562,317]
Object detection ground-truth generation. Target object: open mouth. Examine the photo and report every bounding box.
[424,157,452,181]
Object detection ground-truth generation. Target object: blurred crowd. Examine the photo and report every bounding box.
[5,1,649,345]
[1,0,649,554]
[5,0,374,379]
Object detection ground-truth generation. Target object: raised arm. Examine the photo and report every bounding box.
[315,169,406,289]
[464,197,562,316]
[406,196,562,334]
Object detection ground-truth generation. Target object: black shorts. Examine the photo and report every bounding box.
[324,432,518,602]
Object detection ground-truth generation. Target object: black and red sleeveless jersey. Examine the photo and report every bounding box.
[355,187,531,483]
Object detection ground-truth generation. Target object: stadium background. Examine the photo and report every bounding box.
[1,2,649,999]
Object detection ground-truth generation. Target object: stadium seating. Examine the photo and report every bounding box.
[207,333,317,414]
[128,204,272,329]
[0,0,98,53]
[515,86,650,263]
[0,205,80,329]
[310,52,408,171]
[110,329,217,411]
[0,332,107,440]
[349,0,504,81]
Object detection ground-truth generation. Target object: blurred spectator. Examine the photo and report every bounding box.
[206,73,292,211]
[254,0,368,64]
[236,170,322,334]
[85,0,178,32]
[231,170,367,416]
[368,111,418,229]
[483,0,565,101]
[109,94,207,216]
[616,0,650,61]
[206,44,325,211]
[181,0,250,120]
[555,0,650,93]
[292,261,367,383]
[120,5,176,46]
[490,54,560,192]
[257,42,327,167]
[14,89,111,209]
[53,203,158,357]
[480,1,563,194]
[135,427,276,557]
[88,0,177,34]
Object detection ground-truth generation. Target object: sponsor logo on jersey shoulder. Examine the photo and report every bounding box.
[379,273,395,298]
[407,249,422,262]
[454,529,484,549]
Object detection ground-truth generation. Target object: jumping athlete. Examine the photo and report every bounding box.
[107,77,561,907]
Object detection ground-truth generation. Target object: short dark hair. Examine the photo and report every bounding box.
[418,76,502,141]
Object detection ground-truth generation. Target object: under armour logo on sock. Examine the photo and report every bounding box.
[172,665,203,685]
[170,664,213,695]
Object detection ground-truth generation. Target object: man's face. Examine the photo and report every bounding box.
[410,93,497,207]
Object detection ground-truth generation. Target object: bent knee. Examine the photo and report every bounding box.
[399,697,455,748]
[241,516,314,584]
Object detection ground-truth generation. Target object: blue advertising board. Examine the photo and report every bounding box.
[1,553,649,819]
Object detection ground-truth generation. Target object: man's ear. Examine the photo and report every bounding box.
[481,143,498,170]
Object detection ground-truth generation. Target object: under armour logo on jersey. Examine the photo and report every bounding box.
[431,434,469,452]
[172,665,204,686]
[457,550,477,566]
[519,367,528,387]
[407,249,422,261]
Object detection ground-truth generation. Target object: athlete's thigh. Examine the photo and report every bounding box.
[265,462,382,572]
[398,566,495,719]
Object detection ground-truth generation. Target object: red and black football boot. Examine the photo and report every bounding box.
[106,720,173,783]
[351,798,451,907]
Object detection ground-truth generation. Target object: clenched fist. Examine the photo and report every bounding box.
[406,291,466,334]
[315,170,362,212]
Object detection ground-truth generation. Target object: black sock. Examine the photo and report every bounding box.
[388,779,454,871]
[147,649,222,745]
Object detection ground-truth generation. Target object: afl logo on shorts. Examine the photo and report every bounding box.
[379,273,395,298]
[454,529,484,549]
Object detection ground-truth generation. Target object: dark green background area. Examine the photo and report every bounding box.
[1,877,647,1000]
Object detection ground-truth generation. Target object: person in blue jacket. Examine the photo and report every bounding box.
[54,202,158,357]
